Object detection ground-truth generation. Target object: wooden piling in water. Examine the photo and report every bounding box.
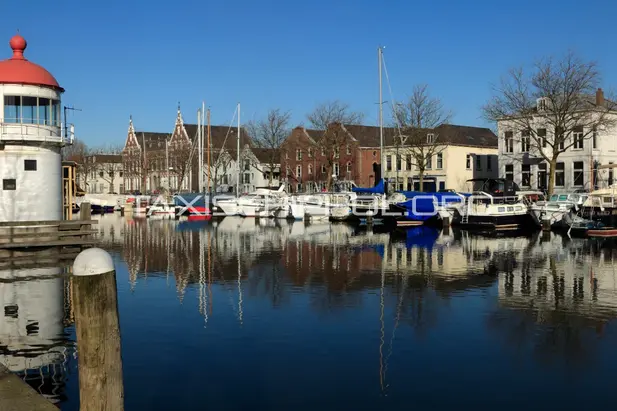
[542,219,551,231]
[72,248,124,411]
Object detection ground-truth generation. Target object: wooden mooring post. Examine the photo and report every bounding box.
[72,248,125,411]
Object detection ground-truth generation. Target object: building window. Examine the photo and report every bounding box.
[505,164,514,181]
[476,156,481,170]
[487,156,492,171]
[244,160,250,171]
[573,126,584,150]
[308,164,313,176]
[537,128,547,148]
[537,163,547,190]
[346,145,351,155]
[504,131,514,153]
[609,162,614,186]
[439,181,445,191]
[24,159,37,171]
[3,179,16,190]
[321,164,326,174]
[521,130,530,152]
[308,148,313,158]
[386,155,392,171]
[296,165,302,179]
[333,163,339,176]
[521,164,531,187]
[426,133,435,144]
[346,162,352,174]
[426,155,432,169]
[407,177,412,191]
[436,153,443,169]
[556,127,565,150]
[573,161,584,187]
[593,126,597,149]
[296,149,302,161]
[466,154,471,169]
[372,150,377,157]
[405,154,412,170]
[396,155,401,171]
[555,162,565,187]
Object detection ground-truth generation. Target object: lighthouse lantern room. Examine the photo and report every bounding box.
[0,34,73,222]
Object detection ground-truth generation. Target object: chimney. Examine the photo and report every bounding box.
[596,88,605,106]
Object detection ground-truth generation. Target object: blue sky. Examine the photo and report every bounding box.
[3,0,616,147]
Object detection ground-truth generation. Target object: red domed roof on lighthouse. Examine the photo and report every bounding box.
[0,34,63,91]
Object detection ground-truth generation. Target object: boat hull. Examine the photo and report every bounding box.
[452,212,537,231]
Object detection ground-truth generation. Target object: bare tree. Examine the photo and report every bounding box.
[246,108,290,185]
[168,140,192,192]
[483,51,617,195]
[306,101,364,190]
[393,84,452,191]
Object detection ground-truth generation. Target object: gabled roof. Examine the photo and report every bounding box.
[251,148,280,164]
[133,131,170,151]
[183,124,253,150]
[435,124,498,148]
[342,124,398,147]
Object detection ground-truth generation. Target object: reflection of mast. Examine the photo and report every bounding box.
[237,240,244,325]
[378,263,385,392]
[198,230,208,325]
[208,230,212,316]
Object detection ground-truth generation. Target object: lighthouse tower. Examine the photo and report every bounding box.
[0,34,70,222]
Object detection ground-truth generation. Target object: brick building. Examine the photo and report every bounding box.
[280,123,396,192]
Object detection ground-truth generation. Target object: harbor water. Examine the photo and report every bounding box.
[3,214,617,410]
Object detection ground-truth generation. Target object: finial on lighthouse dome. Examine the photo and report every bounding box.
[9,33,27,60]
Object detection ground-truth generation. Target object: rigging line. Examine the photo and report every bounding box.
[381,53,404,136]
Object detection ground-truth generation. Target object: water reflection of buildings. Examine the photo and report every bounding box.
[0,267,73,405]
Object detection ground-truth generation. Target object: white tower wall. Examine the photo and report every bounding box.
[0,145,62,221]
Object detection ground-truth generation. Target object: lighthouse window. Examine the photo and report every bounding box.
[38,97,50,125]
[24,160,37,171]
[22,96,37,124]
[51,100,61,127]
[3,96,20,123]
[3,179,16,190]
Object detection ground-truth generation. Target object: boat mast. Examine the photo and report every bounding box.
[202,101,206,193]
[197,109,202,193]
[207,108,211,193]
[237,102,241,198]
[142,132,147,193]
[378,46,384,184]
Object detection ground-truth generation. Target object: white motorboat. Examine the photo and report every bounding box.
[532,192,587,229]
[293,192,356,221]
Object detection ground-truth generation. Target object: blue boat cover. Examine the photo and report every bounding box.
[352,179,385,194]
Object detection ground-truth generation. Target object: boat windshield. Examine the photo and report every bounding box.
[558,194,569,201]
[549,194,558,202]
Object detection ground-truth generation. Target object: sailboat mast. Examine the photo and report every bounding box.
[142,132,147,193]
[202,101,206,193]
[378,46,384,182]
[237,102,241,198]
[197,109,202,193]
[207,108,211,192]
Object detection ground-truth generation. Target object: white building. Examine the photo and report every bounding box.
[81,154,123,194]
[382,124,499,192]
[0,34,73,221]
[497,88,617,192]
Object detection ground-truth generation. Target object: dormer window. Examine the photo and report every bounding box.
[537,97,550,112]
[427,133,435,144]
